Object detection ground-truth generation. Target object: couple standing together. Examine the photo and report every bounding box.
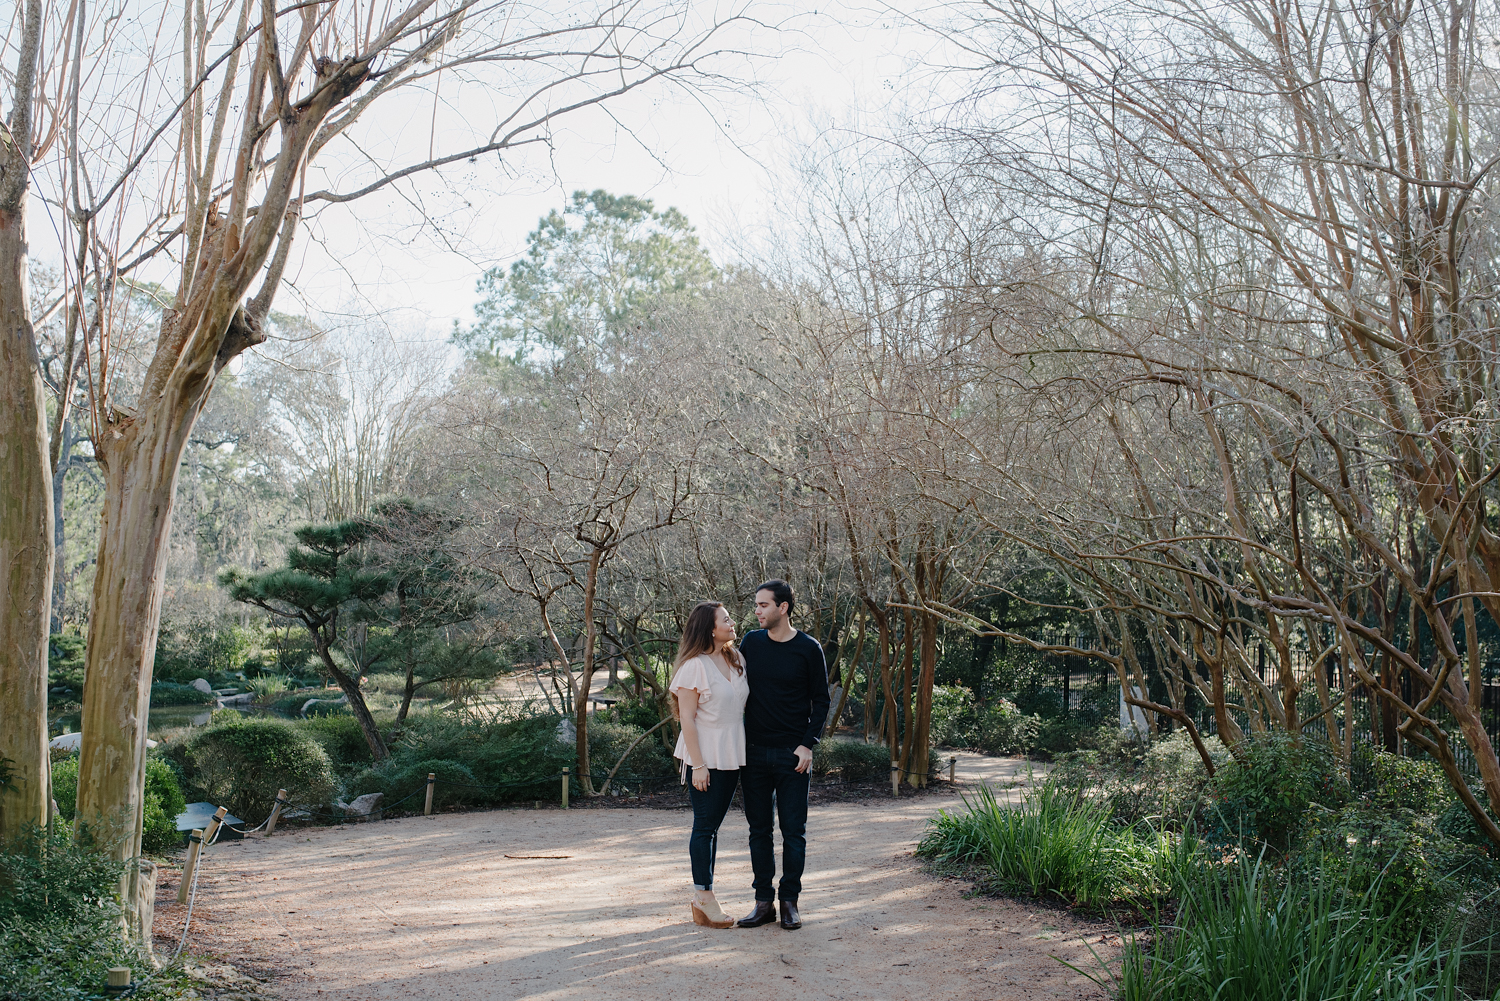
[669,579,831,930]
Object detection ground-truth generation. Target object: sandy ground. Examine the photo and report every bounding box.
[154,754,1121,1001]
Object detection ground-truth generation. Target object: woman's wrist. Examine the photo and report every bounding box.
[692,763,708,771]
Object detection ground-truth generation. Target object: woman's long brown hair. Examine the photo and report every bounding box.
[670,601,741,720]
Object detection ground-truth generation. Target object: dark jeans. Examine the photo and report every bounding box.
[742,743,810,903]
[688,768,740,890]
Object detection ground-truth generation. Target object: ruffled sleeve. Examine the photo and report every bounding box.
[670,657,712,702]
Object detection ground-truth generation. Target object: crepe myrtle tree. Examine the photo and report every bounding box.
[220,521,393,761]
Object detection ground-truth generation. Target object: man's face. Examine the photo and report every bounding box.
[754,589,788,629]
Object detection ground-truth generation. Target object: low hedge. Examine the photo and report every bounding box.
[812,738,893,781]
[174,716,337,820]
[148,681,215,706]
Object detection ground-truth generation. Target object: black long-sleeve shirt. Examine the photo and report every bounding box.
[740,629,831,749]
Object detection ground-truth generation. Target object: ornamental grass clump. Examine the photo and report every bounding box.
[917,781,1172,908]
[1116,852,1467,1001]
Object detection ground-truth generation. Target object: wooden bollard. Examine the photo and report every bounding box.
[177,830,204,904]
[949,756,957,784]
[105,967,131,995]
[562,767,570,809]
[890,764,900,797]
[424,773,436,816]
[265,789,288,837]
[202,805,228,845]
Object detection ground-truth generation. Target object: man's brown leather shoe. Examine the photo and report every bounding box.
[779,900,801,930]
[737,900,777,928]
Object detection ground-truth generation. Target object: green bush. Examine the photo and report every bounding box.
[929,686,1040,755]
[917,782,1172,907]
[297,713,374,772]
[149,680,216,706]
[1118,851,1466,1001]
[1350,743,1453,814]
[1437,789,1500,849]
[1207,732,1350,852]
[178,717,337,820]
[0,826,154,1001]
[141,757,187,854]
[1052,729,1229,830]
[1295,803,1498,946]
[587,719,675,780]
[374,709,574,803]
[49,756,78,821]
[347,757,480,811]
[48,755,181,852]
[596,694,670,733]
[812,738,892,781]
[152,621,253,683]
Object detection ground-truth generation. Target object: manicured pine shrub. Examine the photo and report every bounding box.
[175,716,338,821]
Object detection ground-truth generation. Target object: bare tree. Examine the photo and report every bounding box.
[29,0,759,932]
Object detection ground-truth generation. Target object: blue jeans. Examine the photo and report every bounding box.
[742,743,810,902]
[688,768,740,890]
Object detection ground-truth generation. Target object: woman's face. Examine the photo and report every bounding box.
[712,606,737,648]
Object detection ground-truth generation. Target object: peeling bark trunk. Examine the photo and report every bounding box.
[0,0,50,843]
[0,200,54,842]
[75,46,372,932]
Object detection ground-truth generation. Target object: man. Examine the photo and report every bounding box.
[736,579,831,930]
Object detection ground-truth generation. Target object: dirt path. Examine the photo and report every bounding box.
[159,754,1120,1000]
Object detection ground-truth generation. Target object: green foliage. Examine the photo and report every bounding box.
[1208,733,1351,852]
[1051,729,1230,830]
[1117,852,1466,1001]
[46,632,87,697]
[49,757,78,822]
[149,680,216,706]
[152,621,253,683]
[811,738,893,781]
[247,673,290,699]
[1295,803,1499,946]
[1350,743,1453,815]
[297,713,374,772]
[141,757,188,855]
[0,826,157,1001]
[1437,789,1500,850]
[917,782,1172,907]
[177,717,337,820]
[457,189,718,363]
[348,709,573,807]
[595,694,669,733]
[587,719,676,782]
[349,758,480,812]
[52,754,184,853]
[929,686,1041,755]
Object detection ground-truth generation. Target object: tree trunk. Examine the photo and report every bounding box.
[0,197,54,842]
[316,647,389,761]
[74,47,371,911]
[907,611,938,788]
[574,548,604,795]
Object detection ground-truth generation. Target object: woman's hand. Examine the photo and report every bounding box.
[692,765,710,791]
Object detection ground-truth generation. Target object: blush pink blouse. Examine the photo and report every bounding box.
[671,654,748,771]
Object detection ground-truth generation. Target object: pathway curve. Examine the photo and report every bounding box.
[157,753,1118,1001]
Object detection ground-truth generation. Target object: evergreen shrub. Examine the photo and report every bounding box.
[176,716,337,820]
[812,738,892,781]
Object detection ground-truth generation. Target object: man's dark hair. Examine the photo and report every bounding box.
[756,579,795,617]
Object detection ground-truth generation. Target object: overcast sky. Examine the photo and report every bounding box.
[261,1,964,343]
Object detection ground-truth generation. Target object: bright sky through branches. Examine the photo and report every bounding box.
[23,1,951,345]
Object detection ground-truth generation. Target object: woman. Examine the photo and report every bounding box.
[670,600,749,928]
